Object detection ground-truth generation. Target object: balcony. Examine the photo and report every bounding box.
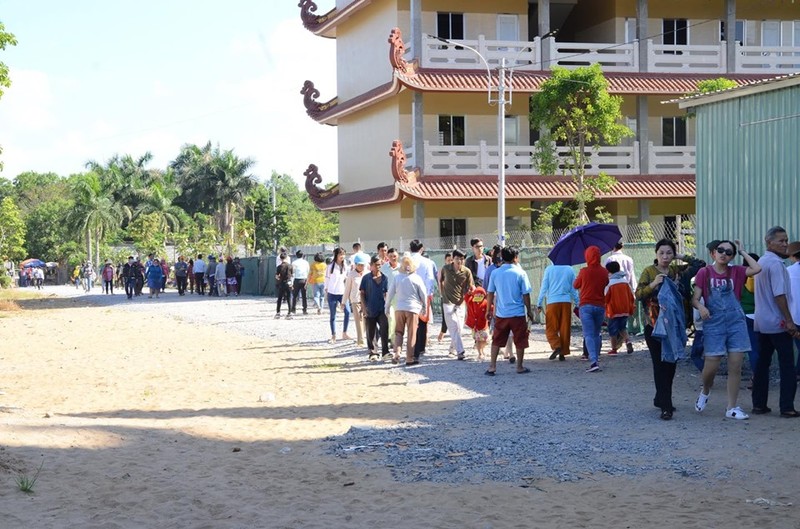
[418,34,800,74]
[404,141,695,176]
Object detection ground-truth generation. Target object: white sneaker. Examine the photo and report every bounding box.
[725,407,750,420]
[695,391,709,412]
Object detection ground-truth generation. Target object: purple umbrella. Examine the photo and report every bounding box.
[547,222,622,266]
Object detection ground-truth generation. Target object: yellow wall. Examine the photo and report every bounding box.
[337,0,399,101]
[339,203,403,243]
[338,98,400,192]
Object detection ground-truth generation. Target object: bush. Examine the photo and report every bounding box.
[0,275,11,289]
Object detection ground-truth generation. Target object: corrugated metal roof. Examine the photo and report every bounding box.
[675,72,800,108]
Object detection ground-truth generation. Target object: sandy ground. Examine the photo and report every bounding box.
[1,286,799,529]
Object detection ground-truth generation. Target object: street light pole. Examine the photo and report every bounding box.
[431,36,511,247]
[497,57,507,247]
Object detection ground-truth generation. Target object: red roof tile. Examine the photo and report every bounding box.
[299,0,372,38]
[396,174,696,200]
[311,184,400,211]
[396,68,775,96]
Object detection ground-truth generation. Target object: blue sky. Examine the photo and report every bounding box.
[0,0,338,185]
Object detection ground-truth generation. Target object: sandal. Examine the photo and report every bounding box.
[484,370,495,376]
[780,410,800,418]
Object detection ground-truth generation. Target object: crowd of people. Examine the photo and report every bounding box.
[283,226,800,423]
[18,224,800,422]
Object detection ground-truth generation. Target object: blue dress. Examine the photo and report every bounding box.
[146,264,164,289]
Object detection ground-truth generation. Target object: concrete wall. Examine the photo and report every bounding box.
[337,98,400,192]
[336,0,399,101]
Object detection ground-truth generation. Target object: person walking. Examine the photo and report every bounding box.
[82,261,95,292]
[187,258,195,294]
[174,256,189,296]
[133,257,145,296]
[193,254,206,295]
[692,239,761,420]
[122,256,136,299]
[101,261,115,294]
[409,240,437,360]
[360,255,390,362]
[465,238,491,288]
[146,258,164,299]
[437,253,453,343]
[605,241,637,291]
[309,253,327,314]
[751,226,799,417]
[233,257,243,295]
[484,246,535,376]
[344,253,369,345]
[604,261,635,355]
[160,258,169,293]
[325,248,351,342]
[275,253,293,317]
[291,250,310,315]
[440,249,474,360]
[33,266,44,290]
[536,262,579,361]
[224,256,238,296]
[573,246,609,373]
[635,239,704,420]
[380,248,401,343]
[386,255,427,366]
[214,257,226,297]
[786,241,800,381]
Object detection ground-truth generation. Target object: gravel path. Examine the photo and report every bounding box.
[37,285,785,487]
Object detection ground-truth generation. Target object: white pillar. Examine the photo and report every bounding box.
[637,0,648,72]
[538,0,551,67]
[726,0,737,73]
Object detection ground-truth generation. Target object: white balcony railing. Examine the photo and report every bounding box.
[551,41,638,72]
[648,143,696,173]
[417,34,800,74]
[409,141,695,176]
[420,34,542,69]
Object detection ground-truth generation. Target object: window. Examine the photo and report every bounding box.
[663,19,688,52]
[662,117,687,147]
[437,12,464,40]
[438,115,465,146]
[439,218,467,249]
[719,20,745,44]
[504,116,518,146]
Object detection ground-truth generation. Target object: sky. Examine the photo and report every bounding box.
[0,0,338,186]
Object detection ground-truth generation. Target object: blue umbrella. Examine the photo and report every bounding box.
[548,222,622,266]
[21,258,46,268]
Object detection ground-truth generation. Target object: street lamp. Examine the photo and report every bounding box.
[432,36,511,247]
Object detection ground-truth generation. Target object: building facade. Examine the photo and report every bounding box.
[299,0,800,247]
[678,73,800,253]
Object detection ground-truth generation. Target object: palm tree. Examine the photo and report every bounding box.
[171,142,255,251]
[133,169,184,237]
[86,152,156,214]
[68,172,131,268]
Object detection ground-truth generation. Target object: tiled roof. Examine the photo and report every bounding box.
[310,184,401,211]
[396,68,775,96]
[396,174,695,200]
[308,174,694,210]
[303,79,401,125]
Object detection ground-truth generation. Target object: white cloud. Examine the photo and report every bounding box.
[1,68,57,131]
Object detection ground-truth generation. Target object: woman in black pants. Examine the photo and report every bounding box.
[635,239,703,420]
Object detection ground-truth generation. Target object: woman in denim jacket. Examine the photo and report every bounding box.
[636,239,704,421]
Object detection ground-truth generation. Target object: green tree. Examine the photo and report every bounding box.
[132,168,183,237]
[694,77,738,95]
[0,21,19,172]
[68,172,130,268]
[0,196,26,261]
[127,212,166,256]
[171,142,255,247]
[530,64,632,224]
[23,197,75,262]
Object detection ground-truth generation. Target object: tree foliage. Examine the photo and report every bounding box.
[694,77,738,95]
[530,64,632,225]
[0,196,26,261]
[0,21,18,173]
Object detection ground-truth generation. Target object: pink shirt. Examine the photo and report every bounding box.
[694,265,748,301]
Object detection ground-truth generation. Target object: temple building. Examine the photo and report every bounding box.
[299,0,800,245]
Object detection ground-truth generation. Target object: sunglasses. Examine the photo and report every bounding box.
[715,247,735,256]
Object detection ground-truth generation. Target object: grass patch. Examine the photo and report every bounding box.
[317,363,342,370]
[16,460,44,494]
[0,289,41,301]
[0,299,21,311]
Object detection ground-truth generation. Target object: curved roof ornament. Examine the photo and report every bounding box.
[389,140,420,185]
[299,0,334,30]
[301,80,338,119]
[304,164,337,202]
[388,28,410,72]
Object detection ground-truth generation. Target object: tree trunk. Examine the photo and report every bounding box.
[86,229,93,266]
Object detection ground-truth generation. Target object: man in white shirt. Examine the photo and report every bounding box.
[291,250,310,315]
[193,254,206,295]
[410,239,438,360]
[605,242,637,291]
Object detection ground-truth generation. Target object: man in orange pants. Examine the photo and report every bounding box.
[536,263,579,361]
